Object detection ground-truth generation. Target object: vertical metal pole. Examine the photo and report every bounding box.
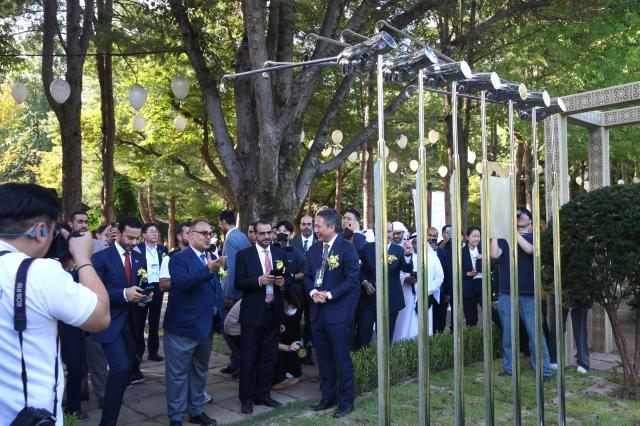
[531,108,545,425]
[551,117,566,426]
[374,54,390,426]
[451,81,465,426]
[479,91,494,425]
[508,100,521,425]
[416,69,430,426]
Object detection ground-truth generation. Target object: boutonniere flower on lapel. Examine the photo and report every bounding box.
[161,252,167,260]
[387,255,398,264]
[137,268,148,284]
[327,254,340,271]
[275,259,285,273]
[218,268,228,280]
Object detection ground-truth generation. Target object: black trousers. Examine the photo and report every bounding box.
[61,323,86,413]
[131,284,163,366]
[239,306,280,403]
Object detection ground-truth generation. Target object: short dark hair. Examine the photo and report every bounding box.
[254,219,272,230]
[517,207,532,219]
[284,284,301,308]
[275,220,294,233]
[93,224,109,238]
[248,221,257,230]
[176,221,191,239]
[142,222,158,234]
[117,217,142,232]
[466,226,481,237]
[442,224,451,234]
[343,208,361,222]
[218,210,236,226]
[68,210,87,223]
[0,183,59,236]
[316,208,341,231]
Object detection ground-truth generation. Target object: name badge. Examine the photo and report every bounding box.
[314,269,324,288]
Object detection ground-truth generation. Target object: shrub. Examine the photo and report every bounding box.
[353,325,501,394]
[540,183,640,399]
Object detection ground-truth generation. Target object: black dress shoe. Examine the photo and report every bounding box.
[188,412,217,425]
[220,366,238,374]
[333,404,354,418]
[311,399,337,411]
[254,397,282,408]
[170,421,182,426]
[148,353,164,361]
[241,400,253,414]
[129,371,145,385]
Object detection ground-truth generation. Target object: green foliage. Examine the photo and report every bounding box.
[113,172,139,219]
[541,184,640,308]
[352,325,501,394]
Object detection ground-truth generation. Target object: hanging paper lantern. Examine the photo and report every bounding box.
[331,129,343,144]
[173,115,187,131]
[11,83,27,104]
[128,85,147,110]
[438,165,448,177]
[575,176,583,186]
[583,180,590,191]
[171,75,190,100]
[409,160,419,172]
[388,160,398,173]
[348,152,358,163]
[133,113,147,132]
[396,134,408,149]
[49,78,71,104]
[321,147,332,157]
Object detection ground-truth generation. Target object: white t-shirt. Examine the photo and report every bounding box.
[0,240,97,425]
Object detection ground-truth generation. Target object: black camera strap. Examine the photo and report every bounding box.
[0,251,59,418]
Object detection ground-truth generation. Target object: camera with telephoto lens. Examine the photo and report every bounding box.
[44,223,81,264]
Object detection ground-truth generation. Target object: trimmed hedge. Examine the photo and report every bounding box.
[353,325,501,394]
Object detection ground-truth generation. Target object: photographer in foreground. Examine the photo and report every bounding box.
[0,183,110,425]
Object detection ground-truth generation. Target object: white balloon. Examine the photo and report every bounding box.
[331,129,343,144]
[388,161,398,173]
[171,75,190,100]
[173,115,187,131]
[409,160,419,172]
[428,130,440,144]
[49,78,71,104]
[467,150,476,164]
[396,134,408,149]
[128,85,147,110]
[348,152,358,163]
[11,83,27,104]
[133,113,147,132]
[438,165,448,177]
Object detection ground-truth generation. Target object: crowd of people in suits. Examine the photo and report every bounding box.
[47,203,590,426]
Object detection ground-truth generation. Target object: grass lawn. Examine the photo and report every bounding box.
[230,360,640,425]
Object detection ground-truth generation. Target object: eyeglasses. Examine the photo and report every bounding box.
[191,230,214,238]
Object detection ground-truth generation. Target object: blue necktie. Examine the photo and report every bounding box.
[303,239,308,251]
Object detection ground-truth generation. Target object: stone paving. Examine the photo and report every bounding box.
[80,348,321,425]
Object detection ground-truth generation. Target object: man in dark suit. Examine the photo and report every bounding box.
[165,219,225,426]
[341,208,367,251]
[132,223,169,374]
[290,215,316,253]
[354,222,413,349]
[304,209,360,418]
[91,217,149,426]
[428,227,452,333]
[235,219,289,414]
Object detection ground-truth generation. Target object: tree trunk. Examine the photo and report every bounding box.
[41,0,94,218]
[604,304,638,399]
[167,197,176,249]
[96,0,116,224]
[147,184,157,224]
[138,188,151,223]
[334,167,342,212]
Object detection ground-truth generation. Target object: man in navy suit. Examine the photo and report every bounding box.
[91,217,149,426]
[164,220,225,426]
[290,215,316,253]
[132,223,169,375]
[354,222,414,349]
[304,209,360,418]
[341,208,367,251]
[235,219,289,414]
